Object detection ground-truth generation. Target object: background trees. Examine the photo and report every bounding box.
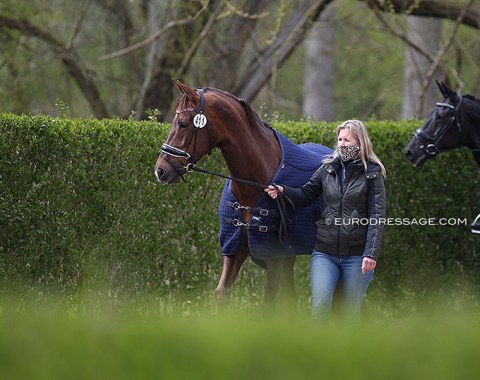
[0,0,478,122]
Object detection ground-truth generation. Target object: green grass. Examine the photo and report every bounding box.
[1,294,480,380]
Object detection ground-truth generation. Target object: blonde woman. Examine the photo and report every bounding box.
[265,120,386,319]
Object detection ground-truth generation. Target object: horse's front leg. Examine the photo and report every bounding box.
[214,246,249,304]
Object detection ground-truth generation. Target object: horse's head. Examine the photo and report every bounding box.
[155,80,216,184]
[404,81,464,167]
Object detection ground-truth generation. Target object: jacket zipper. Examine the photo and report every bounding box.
[337,171,344,256]
[337,164,356,255]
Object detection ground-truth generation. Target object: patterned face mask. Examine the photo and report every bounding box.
[338,145,360,161]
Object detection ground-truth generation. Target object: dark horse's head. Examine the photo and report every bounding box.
[404,81,480,167]
[155,80,215,184]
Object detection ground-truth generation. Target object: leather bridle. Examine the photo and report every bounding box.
[160,88,213,174]
[413,98,463,157]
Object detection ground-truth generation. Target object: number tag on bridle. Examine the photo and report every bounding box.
[193,113,207,128]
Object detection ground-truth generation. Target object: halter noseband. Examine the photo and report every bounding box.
[414,98,463,156]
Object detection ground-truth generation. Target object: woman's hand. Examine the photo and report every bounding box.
[361,257,376,274]
[264,185,284,199]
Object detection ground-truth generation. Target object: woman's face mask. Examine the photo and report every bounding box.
[338,145,360,161]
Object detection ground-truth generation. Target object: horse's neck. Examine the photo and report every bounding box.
[469,117,480,166]
[220,126,280,205]
[473,151,480,166]
[464,105,480,166]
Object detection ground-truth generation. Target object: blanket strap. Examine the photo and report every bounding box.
[224,201,278,217]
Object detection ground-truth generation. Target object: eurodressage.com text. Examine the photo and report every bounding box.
[325,217,469,227]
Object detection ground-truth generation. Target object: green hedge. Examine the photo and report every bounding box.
[1,114,479,310]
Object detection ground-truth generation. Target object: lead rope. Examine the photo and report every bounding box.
[272,183,295,244]
[188,164,295,243]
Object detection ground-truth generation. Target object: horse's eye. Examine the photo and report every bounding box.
[179,122,189,129]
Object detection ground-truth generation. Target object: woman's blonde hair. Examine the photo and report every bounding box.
[324,120,386,177]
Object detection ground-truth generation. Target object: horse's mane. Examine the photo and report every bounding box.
[177,86,273,130]
[204,87,273,131]
[464,94,480,106]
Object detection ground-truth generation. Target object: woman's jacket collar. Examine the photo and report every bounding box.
[323,157,381,175]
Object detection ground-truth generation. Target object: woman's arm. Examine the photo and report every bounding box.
[363,171,386,262]
[264,166,325,207]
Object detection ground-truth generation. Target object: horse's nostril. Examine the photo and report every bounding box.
[404,149,412,158]
[155,167,164,181]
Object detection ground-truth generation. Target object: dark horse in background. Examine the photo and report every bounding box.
[404,81,480,167]
[404,81,480,234]
[155,80,332,307]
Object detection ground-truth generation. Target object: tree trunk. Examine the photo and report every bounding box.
[303,2,336,122]
[402,16,442,119]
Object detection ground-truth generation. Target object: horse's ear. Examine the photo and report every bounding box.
[172,78,184,94]
[436,79,445,95]
[443,82,457,100]
[437,80,457,99]
[172,78,197,100]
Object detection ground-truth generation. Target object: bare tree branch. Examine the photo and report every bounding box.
[174,1,226,80]
[67,0,91,50]
[367,0,473,115]
[100,0,210,61]
[222,0,269,19]
[370,5,442,69]
[205,0,272,89]
[0,14,109,118]
[365,0,480,29]
[235,0,334,102]
[418,0,475,103]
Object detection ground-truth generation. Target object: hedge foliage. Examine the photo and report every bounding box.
[1,113,479,308]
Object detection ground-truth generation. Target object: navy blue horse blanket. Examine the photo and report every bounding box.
[219,130,332,264]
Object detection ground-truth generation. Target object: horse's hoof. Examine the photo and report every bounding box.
[214,288,230,304]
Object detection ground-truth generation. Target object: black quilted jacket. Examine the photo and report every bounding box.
[282,157,386,260]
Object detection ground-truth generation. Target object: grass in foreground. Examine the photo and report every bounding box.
[0,293,480,380]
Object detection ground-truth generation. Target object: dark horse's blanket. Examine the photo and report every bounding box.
[219,130,332,263]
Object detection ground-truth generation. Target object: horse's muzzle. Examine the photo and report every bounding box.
[404,140,427,167]
[154,164,182,184]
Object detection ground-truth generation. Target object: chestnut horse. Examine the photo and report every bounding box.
[155,80,331,306]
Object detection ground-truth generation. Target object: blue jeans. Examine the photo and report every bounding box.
[310,251,374,320]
